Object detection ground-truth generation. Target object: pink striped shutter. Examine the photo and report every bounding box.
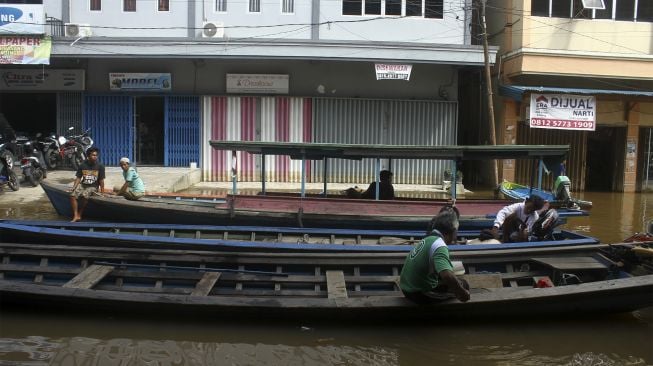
[211,97,227,181]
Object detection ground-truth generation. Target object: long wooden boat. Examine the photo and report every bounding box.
[41,181,585,230]
[1,241,651,320]
[0,220,599,253]
[500,180,593,210]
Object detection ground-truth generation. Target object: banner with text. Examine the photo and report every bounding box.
[226,74,289,94]
[529,93,596,131]
[110,73,172,91]
[375,64,412,80]
[0,4,44,35]
[0,36,51,65]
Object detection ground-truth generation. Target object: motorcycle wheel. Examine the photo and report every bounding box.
[8,171,19,191]
[45,148,58,169]
[71,151,84,171]
[0,150,13,170]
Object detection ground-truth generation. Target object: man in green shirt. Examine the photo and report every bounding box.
[114,157,145,200]
[399,211,470,304]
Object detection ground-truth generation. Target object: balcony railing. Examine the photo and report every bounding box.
[46,17,64,37]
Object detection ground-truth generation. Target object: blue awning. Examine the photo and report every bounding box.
[499,85,653,101]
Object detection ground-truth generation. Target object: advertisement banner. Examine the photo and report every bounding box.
[529,93,596,131]
[226,74,289,94]
[109,73,172,91]
[0,69,84,91]
[0,4,44,35]
[0,35,51,65]
[375,64,412,80]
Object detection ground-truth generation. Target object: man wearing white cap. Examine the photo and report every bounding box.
[114,157,145,200]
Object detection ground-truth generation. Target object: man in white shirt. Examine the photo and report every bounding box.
[491,195,546,242]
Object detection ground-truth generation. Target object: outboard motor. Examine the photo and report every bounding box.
[530,209,561,241]
[553,176,571,202]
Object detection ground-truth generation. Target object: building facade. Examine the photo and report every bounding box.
[486,0,653,192]
[0,0,498,186]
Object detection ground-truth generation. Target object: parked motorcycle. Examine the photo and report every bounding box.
[20,140,47,187]
[39,132,62,170]
[57,127,93,171]
[0,143,19,191]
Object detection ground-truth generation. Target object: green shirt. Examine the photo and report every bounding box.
[123,167,145,193]
[399,233,454,293]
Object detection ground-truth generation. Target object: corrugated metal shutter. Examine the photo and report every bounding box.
[56,92,82,137]
[312,98,457,184]
[516,122,587,192]
[164,96,200,167]
[83,95,133,166]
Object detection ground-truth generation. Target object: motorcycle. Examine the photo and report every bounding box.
[58,127,93,171]
[39,132,62,170]
[19,140,47,187]
[0,143,19,191]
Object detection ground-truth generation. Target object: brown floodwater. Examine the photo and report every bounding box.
[0,191,652,365]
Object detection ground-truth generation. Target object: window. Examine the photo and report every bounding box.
[406,0,422,16]
[532,0,651,21]
[343,0,362,15]
[124,0,136,12]
[639,0,653,22]
[216,0,227,12]
[531,0,549,15]
[158,0,169,11]
[365,0,381,15]
[551,0,571,17]
[90,0,101,11]
[425,0,443,18]
[573,0,592,18]
[615,0,635,20]
[595,0,613,18]
[249,0,260,12]
[385,0,401,15]
[282,0,294,13]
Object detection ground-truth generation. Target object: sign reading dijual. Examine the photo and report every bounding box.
[529,93,596,131]
[0,4,44,35]
[375,64,412,80]
[226,74,289,94]
[109,73,172,91]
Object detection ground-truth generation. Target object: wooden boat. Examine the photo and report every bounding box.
[1,241,651,320]
[500,180,593,210]
[0,220,599,253]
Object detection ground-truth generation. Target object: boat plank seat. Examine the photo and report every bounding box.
[326,270,348,300]
[461,273,504,289]
[63,264,114,289]
[191,272,222,296]
[531,257,608,271]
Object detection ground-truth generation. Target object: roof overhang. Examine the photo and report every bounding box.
[51,38,498,66]
[499,85,653,101]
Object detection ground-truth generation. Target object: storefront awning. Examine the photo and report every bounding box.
[499,85,653,101]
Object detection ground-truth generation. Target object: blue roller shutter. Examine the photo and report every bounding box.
[165,96,200,167]
[83,95,133,166]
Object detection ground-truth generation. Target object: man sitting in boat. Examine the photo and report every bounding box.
[399,211,471,304]
[491,195,545,242]
[360,170,395,200]
[113,157,145,200]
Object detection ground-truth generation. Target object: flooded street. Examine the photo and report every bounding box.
[1,190,652,365]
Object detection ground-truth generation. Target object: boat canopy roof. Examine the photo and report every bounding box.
[209,141,569,161]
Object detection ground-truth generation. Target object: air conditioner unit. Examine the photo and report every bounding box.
[202,21,224,38]
[65,23,93,38]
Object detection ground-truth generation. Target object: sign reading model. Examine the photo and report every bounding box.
[109,73,171,91]
[529,93,596,131]
[0,5,44,35]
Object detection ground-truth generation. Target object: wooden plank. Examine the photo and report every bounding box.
[506,264,518,287]
[63,264,114,289]
[461,273,503,289]
[326,270,348,299]
[34,258,48,284]
[191,272,221,296]
[532,257,608,271]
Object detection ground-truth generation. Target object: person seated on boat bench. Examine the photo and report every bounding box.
[113,157,145,201]
[69,147,105,222]
[399,211,470,304]
[491,195,545,243]
[361,170,395,200]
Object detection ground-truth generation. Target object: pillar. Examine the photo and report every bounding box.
[624,102,640,192]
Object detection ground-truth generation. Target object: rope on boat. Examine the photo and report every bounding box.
[94,261,289,276]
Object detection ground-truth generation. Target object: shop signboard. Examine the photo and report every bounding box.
[226,74,289,94]
[529,93,596,131]
[375,63,412,80]
[0,35,50,65]
[0,69,84,91]
[109,73,172,91]
[0,4,44,35]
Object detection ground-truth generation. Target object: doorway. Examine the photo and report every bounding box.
[135,97,164,165]
[586,126,626,191]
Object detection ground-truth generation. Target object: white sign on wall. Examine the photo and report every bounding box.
[109,73,171,91]
[529,93,596,131]
[0,4,44,35]
[375,64,412,80]
[226,74,289,94]
[0,69,84,91]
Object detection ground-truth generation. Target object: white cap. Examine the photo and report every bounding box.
[119,157,130,164]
